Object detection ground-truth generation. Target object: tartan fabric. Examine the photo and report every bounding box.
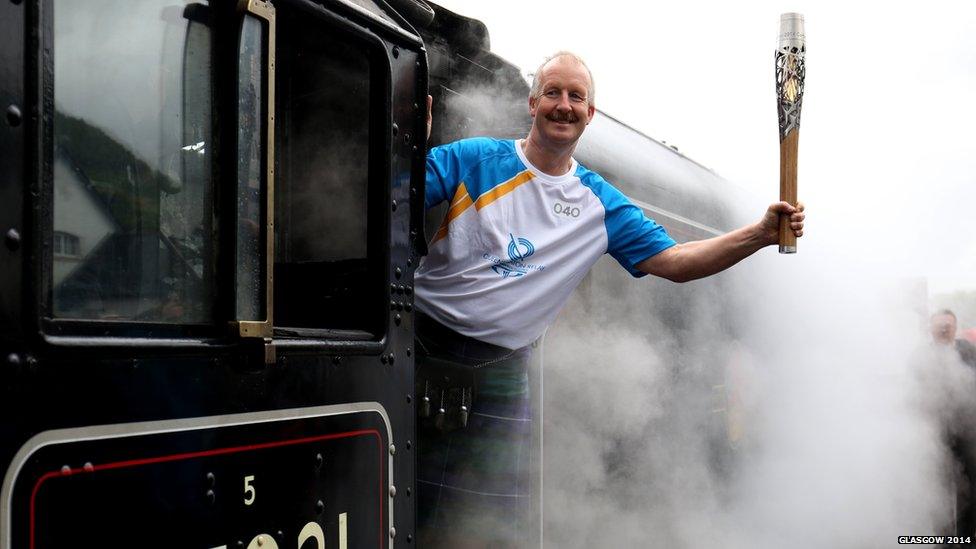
[416,314,539,548]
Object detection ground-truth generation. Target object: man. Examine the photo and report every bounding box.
[931,309,976,367]
[414,52,805,547]
[928,309,976,539]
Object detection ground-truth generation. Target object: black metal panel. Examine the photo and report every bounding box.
[12,408,388,548]
[0,1,426,548]
[0,0,27,350]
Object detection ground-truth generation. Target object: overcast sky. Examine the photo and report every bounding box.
[434,0,976,296]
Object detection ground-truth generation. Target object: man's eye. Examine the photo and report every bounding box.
[544,90,560,98]
[571,93,585,102]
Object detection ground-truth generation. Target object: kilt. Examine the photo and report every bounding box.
[415,312,540,548]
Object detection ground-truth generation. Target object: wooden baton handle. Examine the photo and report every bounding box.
[778,129,798,253]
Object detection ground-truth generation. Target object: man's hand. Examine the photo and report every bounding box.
[759,201,805,246]
[426,94,433,142]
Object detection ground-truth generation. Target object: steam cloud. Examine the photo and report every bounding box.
[542,241,972,548]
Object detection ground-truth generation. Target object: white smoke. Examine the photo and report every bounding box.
[541,244,969,548]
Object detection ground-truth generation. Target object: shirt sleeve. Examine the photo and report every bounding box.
[425,140,467,209]
[600,183,676,278]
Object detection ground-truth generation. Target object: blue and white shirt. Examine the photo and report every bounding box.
[415,138,675,349]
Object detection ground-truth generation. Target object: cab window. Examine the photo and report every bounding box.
[50,0,214,323]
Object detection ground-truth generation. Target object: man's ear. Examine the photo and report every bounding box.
[586,103,595,124]
[528,95,538,118]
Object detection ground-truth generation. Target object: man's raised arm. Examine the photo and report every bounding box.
[637,202,805,283]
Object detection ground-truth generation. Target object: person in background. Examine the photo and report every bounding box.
[931,309,976,368]
[929,309,976,540]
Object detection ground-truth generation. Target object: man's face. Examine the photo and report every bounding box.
[930,313,957,345]
[528,57,595,147]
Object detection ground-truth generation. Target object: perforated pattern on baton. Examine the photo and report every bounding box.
[776,45,806,141]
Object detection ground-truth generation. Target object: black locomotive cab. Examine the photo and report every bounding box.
[0,0,427,547]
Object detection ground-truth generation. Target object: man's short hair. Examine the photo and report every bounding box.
[529,51,595,106]
[933,309,957,320]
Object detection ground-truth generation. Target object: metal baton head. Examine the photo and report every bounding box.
[778,13,805,51]
[775,12,806,140]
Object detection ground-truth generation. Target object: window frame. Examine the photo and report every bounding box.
[30,0,405,352]
[35,0,233,343]
[269,1,394,345]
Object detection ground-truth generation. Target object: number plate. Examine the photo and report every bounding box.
[5,405,391,549]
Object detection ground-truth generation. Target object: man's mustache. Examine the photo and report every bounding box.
[546,111,578,123]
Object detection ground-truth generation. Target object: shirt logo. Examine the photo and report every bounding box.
[484,234,546,279]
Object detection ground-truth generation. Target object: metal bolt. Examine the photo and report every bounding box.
[315,453,324,470]
[392,200,398,212]
[394,314,402,325]
[388,353,395,364]
[405,285,413,296]
[392,46,400,58]
[407,534,413,543]
[332,356,341,365]
[60,465,71,475]
[389,485,397,498]
[83,462,94,472]
[207,489,216,505]
[406,487,412,497]
[406,347,412,357]
[405,303,413,313]
[207,472,216,486]
[389,444,396,455]
[316,500,325,514]
[406,440,412,450]
[381,354,388,365]
[395,267,402,279]
[392,123,398,136]
[6,105,22,126]
[390,527,396,539]
[406,394,412,404]
[7,353,20,366]
[6,229,21,251]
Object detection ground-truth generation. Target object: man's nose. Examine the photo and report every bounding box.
[555,91,572,110]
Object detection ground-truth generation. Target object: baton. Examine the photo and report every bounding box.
[775,13,805,254]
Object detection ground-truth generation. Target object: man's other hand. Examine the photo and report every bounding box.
[426,94,433,142]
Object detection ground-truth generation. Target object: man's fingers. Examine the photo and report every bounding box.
[425,95,433,141]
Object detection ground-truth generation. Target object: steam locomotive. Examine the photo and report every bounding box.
[0,0,745,547]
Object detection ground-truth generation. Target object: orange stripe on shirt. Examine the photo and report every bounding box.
[431,170,536,244]
[432,182,472,244]
[474,170,535,211]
